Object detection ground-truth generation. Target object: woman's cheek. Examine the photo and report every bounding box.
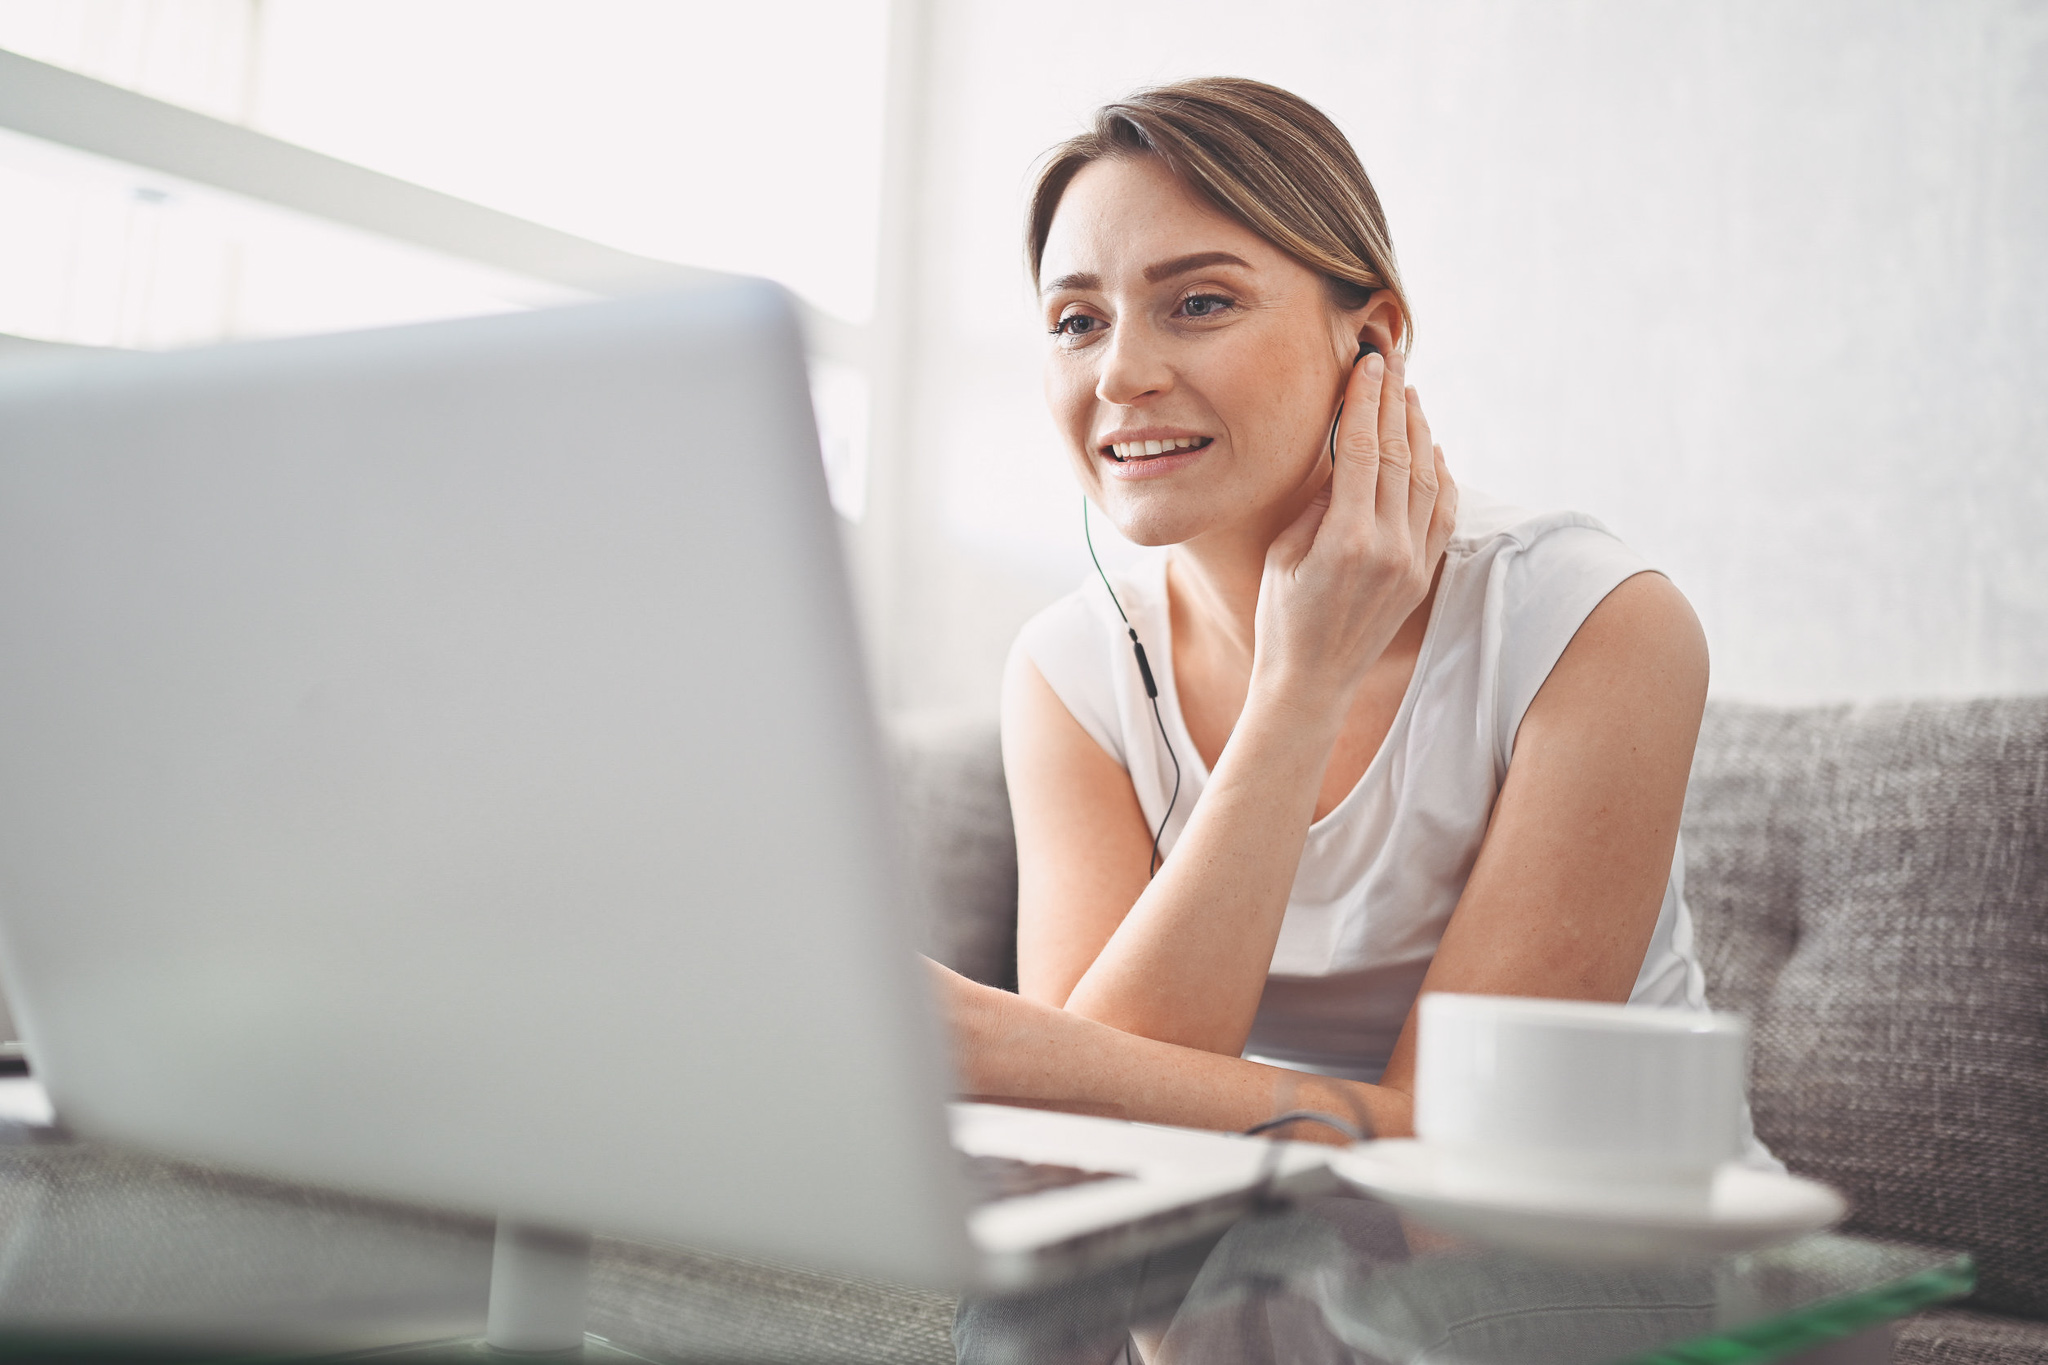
[1044,363,1095,461]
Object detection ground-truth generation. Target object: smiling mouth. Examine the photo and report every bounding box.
[1102,436,1213,463]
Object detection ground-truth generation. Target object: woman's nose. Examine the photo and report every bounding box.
[1095,325,1174,407]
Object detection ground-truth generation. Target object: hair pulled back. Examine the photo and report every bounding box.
[1027,77,1413,351]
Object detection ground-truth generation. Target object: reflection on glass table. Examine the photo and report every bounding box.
[0,1131,1970,1364]
[958,1192,1971,1365]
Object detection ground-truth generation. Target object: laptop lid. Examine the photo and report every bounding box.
[0,282,976,1288]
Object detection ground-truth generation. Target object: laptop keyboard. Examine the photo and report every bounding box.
[961,1153,1131,1206]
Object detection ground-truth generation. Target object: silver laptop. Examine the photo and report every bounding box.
[0,282,1328,1296]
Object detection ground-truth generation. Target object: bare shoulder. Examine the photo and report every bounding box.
[1001,643,1119,780]
[1522,571,1707,745]
[1000,643,1140,836]
[1575,570,1707,670]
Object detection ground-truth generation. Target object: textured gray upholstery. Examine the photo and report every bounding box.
[591,1235,956,1364]
[0,1140,963,1365]
[1895,1308,2048,1365]
[887,712,1017,992]
[1683,699,2048,1324]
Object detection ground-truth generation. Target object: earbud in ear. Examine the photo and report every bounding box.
[1354,338,1380,363]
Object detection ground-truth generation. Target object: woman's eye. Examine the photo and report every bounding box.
[1052,314,1104,338]
[1179,294,1234,319]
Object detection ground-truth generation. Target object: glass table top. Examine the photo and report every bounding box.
[0,1128,1972,1364]
[956,1191,1970,1365]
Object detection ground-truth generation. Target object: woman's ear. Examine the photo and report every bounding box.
[1352,289,1404,360]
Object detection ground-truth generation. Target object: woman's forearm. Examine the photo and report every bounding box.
[1058,691,1338,1055]
[943,962,1412,1143]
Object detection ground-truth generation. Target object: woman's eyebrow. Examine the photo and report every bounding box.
[1042,271,1100,294]
[1143,251,1252,283]
[1039,251,1254,296]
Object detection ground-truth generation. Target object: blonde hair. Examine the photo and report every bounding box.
[1027,77,1413,351]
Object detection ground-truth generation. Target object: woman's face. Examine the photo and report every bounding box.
[1038,154,1397,548]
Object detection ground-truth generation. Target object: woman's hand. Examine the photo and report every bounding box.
[1253,349,1457,725]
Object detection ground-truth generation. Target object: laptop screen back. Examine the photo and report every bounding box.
[0,283,973,1287]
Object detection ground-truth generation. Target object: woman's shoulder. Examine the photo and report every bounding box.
[1009,557,1166,768]
[1447,487,1655,608]
[1017,571,1128,664]
[1440,488,1666,768]
[1015,554,1168,660]
[1447,487,1634,562]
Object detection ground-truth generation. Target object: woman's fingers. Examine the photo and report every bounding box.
[1425,444,1458,563]
[1257,354,1451,716]
[1371,352,1415,540]
[1405,385,1438,550]
[1330,351,1386,503]
[1329,350,1414,540]
[1329,351,1449,571]
[1267,476,1333,573]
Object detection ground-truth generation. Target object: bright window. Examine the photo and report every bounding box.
[0,0,891,344]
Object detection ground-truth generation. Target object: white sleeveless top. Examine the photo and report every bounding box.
[1013,490,1712,1085]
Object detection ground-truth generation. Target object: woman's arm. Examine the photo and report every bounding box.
[932,959,1411,1142]
[1008,350,1455,1057]
[1373,567,1710,1096]
[1003,649,1340,1040]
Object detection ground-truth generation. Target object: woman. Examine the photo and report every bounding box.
[930,77,1717,1145]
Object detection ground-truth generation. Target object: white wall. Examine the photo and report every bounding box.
[863,0,2048,713]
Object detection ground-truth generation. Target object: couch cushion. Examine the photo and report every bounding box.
[1684,698,2048,1320]
[886,712,1017,991]
[1896,1307,2048,1365]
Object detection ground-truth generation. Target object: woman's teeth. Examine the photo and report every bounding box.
[1108,436,1205,461]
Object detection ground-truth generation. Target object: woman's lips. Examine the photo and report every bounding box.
[1099,435,1212,479]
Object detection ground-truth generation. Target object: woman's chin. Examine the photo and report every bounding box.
[1090,459,1308,552]
[1116,524,1184,550]
[1099,497,1222,549]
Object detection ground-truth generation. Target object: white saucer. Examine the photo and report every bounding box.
[1329,1139,1846,1262]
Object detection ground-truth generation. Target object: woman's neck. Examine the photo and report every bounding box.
[1165,518,1276,674]
[1166,506,1443,793]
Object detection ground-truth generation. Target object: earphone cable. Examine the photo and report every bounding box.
[1083,497,1182,880]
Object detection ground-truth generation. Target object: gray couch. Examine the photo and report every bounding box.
[888,698,2048,1364]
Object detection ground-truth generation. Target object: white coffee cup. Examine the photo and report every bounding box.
[1414,993,1748,1215]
